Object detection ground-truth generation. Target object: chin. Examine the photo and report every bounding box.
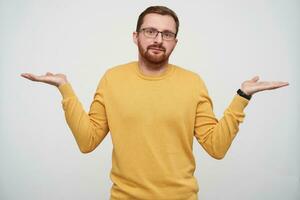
[145,53,169,64]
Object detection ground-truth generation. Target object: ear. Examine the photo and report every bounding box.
[174,38,178,47]
[175,37,178,43]
[133,32,138,45]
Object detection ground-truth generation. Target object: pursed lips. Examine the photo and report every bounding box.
[149,47,165,52]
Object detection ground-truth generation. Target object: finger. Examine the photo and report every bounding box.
[46,72,53,76]
[21,73,35,80]
[263,81,289,87]
[21,73,44,82]
[271,81,289,88]
[251,76,259,82]
[21,73,28,78]
[257,81,289,91]
[21,73,32,77]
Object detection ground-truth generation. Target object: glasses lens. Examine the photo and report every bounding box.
[162,32,175,40]
[144,28,158,38]
[141,28,176,40]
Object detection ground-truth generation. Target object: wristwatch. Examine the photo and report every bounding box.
[237,89,252,100]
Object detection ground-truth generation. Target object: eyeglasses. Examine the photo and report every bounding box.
[139,28,176,41]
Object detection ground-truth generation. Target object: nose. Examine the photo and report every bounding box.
[153,32,163,44]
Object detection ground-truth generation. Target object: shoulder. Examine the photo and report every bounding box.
[104,61,136,77]
[171,63,206,84]
[171,64,209,96]
[96,61,135,89]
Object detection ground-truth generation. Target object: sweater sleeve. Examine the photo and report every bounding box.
[58,74,110,153]
[194,76,249,159]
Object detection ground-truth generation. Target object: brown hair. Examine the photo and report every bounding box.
[136,6,179,36]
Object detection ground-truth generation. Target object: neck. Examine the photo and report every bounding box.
[138,55,169,76]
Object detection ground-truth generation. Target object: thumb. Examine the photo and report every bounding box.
[251,76,259,82]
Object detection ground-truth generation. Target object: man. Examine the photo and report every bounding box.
[21,6,288,200]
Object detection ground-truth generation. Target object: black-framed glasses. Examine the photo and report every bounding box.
[139,27,176,41]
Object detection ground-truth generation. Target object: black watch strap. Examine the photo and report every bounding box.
[237,89,252,100]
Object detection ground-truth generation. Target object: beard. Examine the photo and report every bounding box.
[137,40,170,65]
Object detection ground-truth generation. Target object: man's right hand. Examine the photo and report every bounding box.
[21,72,68,87]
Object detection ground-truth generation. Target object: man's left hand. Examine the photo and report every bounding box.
[241,76,289,96]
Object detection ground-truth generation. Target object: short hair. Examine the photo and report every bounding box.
[136,6,179,36]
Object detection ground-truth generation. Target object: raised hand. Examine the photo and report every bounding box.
[241,76,289,96]
[20,72,68,87]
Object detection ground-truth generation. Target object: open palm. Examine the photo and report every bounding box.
[241,76,289,96]
[21,72,68,87]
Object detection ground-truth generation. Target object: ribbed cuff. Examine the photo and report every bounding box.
[224,95,249,123]
[229,94,249,112]
[58,83,76,99]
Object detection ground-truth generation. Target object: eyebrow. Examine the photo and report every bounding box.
[143,26,175,33]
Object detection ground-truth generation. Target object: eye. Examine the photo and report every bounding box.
[146,28,157,35]
[163,32,174,39]
[163,32,171,37]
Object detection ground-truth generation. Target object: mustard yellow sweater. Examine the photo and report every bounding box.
[58,61,249,200]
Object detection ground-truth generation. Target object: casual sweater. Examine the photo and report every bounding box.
[58,61,249,200]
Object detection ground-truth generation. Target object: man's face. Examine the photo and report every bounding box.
[133,13,178,65]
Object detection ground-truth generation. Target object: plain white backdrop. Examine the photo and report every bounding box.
[0,0,299,199]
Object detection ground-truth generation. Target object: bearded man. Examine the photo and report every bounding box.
[21,6,288,200]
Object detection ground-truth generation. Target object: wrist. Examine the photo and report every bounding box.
[237,89,252,100]
[57,80,68,87]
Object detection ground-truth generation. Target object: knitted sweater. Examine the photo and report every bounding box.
[58,61,249,200]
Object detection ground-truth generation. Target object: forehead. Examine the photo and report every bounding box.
[141,13,176,32]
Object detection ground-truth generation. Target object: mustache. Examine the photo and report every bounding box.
[147,45,166,51]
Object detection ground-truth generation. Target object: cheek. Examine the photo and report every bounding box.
[138,38,152,48]
[165,43,176,53]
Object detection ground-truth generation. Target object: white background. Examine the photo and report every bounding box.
[0,0,299,199]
